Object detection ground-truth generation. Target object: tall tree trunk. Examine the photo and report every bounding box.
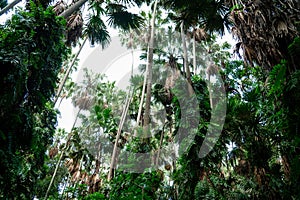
[107,92,132,181]
[208,75,214,109]
[135,67,147,128]
[54,37,87,105]
[193,29,197,74]
[134,32,149,136]
[44,108,81,200]
[0,0,21,16]
[181,21,189,79]
[136,46,149,127]
[143,0,159,129]
[59,0,88,19]
[180,21,193,95]
[61,173,71,199]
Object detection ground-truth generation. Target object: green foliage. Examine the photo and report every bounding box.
[191,53,300,199]
[0,4,69,199]
[288,36,300,71]
[164,0,229,35]
[85,14,111,48]
[84,192,107,200]
[288,37,300,58]
[268,60,286,97]
[0,0,7,9]
[109,171,162,200]
[1,1,295,199]
[106,3,144,31]
[171,76,212,200]
[35,156,69,199]
[283,68,300,198]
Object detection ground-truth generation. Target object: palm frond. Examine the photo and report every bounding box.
[106,3,144,31]
[89,0,105,16]
[53,0,67,15]
[66,13,83,46]
[84,15,111,49]
[114,0,146,7]
[228,0,300,69]
[0,0,7,9]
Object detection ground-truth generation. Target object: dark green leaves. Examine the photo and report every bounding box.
[85,14,111,48]
[106,3,144,31]
[268,60,286,97]
[0,4,69,199]
[0,0,7,9]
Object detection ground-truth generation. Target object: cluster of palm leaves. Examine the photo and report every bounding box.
[2,0,300,198]
[228,0,300,69]
[52,0,145,47]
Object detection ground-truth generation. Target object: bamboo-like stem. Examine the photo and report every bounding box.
[193,30,197,74]
[181,21,193,95]
[54,37,87,105]
[107,92,132,181]
[143,0,159,129]
[44,108,81,199]
[60,173,71,199]
[135,49,148,130]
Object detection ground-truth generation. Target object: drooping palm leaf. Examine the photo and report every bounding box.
[84,14,111,49]
[106,3,144,31]
[227,0,300,69]
[114,0,148,7]
[0,0,7,9]
[66,13,83,46]
[53,0,67,15]
[164,0,230,36]
[89,0,105,16]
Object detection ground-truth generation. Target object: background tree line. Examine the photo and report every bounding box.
[0,0,300,199]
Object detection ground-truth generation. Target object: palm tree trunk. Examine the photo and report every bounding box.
[0,0,21,16]
[181,21,189,78]
[44,147,65,200]
[134,29,148,136]
[193,30,197,74]
[44,108,81,200]
[59,0,88,19]
[180,21,193,95]
[135,48,149,129]
[143,0,159,128]
[61,173,71,199]
[54,37,87,105]
[108,92,132,181]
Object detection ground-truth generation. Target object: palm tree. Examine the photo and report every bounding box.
[227,0,300,71]
[190,27,207,74]
[180,21,191,84]
[59,0,87,18]
[54,0,145,103]
[108,90,132,181]
[226,2,300,192]
[162,0,229,91]
[54,37,88,105]
[143,0,159,128]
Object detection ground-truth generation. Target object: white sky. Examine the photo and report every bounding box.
[56,37,145,131]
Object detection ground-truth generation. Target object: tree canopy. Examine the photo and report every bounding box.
[0,0,300,199]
